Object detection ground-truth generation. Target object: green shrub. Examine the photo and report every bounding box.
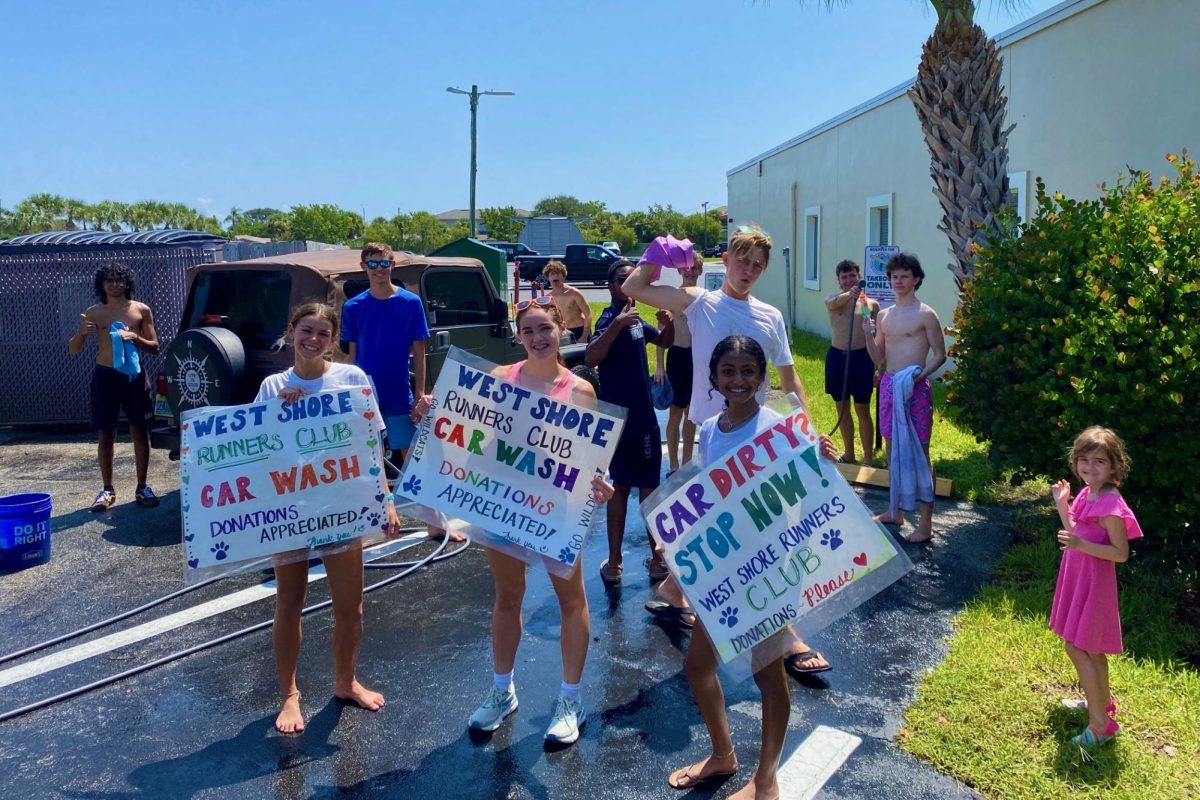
[947,153,1200,571]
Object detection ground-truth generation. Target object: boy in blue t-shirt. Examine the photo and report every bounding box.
[342,242,461,541]
[585,260,673,586]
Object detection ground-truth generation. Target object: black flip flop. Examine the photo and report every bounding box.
[645,600,696,629]
[785,650,833,677]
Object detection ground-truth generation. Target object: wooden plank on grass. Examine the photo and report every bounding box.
[835,462,953,498]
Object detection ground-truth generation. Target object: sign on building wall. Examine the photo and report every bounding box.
[863,245,899,308]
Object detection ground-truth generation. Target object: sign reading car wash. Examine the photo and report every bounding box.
[863,245,899,308]
[180,388,389,575]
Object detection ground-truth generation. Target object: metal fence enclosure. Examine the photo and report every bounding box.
[0,247,210,424]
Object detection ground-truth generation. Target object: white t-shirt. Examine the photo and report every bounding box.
[685,289,793,424]
[697,406,786,467]
[256,363,385,436]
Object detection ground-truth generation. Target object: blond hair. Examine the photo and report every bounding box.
[729,223,772,264]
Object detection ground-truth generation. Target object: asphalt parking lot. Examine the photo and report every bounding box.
[0,426,1009,799]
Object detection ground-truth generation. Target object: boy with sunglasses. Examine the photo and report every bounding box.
[342,243,461,541]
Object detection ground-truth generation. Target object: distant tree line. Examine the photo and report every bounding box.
[0,192,725,254]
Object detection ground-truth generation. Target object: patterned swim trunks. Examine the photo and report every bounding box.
[879,372,933,444]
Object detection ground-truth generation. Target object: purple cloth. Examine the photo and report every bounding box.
[638,235,694,282]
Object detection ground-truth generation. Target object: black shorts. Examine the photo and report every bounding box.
[665,345,693,408]
[824,347,875,404]
[91,365,153,430]
[568,325,585,342]
[609,420,662,489]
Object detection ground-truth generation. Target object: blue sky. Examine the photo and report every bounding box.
[1,0,1061,222]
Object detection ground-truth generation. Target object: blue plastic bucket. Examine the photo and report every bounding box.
[0,493,52,571]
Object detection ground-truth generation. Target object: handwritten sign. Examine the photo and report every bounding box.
[864,245,899,308]
[643,408,909,663]
[180,388,389,573]
[398,348,625,569]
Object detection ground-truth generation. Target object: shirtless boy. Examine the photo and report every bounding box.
[542,261,591,341]
[67,262,160,512]
[654,250,703,476]
[861,253,946,543]
[824,260,880,465]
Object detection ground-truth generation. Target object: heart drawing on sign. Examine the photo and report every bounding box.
[181,422,189,431]
[188,558,199,569]
[361,388,372,396]
[363,411,376,420]
[853,552,868,567]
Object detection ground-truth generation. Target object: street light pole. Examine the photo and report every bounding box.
[447,84,515,238]
[701,200,710,250]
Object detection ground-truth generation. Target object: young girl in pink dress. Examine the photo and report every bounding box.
[1049,426,1142,748]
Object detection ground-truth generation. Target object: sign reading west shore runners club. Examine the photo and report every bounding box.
[180,388,389,573]
[864,244,900,308]
[643,407,910,663]
[397,348,625,569]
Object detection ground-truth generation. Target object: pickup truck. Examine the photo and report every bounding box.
[516,243,625,286]
[150,249,595,456]
[488,241,538,262]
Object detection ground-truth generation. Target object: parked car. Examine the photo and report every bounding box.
[516,243,625,286]
[150,249,594,455]
[488,241,539,262]
[702,242,728,258]
[600,241,621,255]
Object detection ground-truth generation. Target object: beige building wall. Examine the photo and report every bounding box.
[727,0,1200,360]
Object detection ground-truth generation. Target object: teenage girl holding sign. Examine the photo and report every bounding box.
[668,335,837,798]
[413,296,614,746]
[255,303,401,734]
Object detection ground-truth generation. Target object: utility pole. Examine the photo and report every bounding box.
[446,84,515,238]
[701,200,710,250]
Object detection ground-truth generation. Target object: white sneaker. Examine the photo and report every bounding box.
[468,687,518,732]
[544,696,584,745]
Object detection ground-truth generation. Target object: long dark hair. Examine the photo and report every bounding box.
[706,335,766,405]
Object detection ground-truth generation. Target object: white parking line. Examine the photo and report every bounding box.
[777,725,862,799]
[0,534,427,690]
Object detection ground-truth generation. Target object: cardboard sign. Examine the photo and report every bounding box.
[864,245,900,308]
[398,348,625,569]
[180,388,389,573]
[642,408,910,663]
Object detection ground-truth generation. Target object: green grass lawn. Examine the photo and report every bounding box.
[588,301,1199,798]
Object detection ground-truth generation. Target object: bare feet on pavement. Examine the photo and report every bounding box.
[335,680,385,711]
[275,691,304,734]
[428,526,466,543]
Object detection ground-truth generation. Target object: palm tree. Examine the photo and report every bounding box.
[799,1,1017,292]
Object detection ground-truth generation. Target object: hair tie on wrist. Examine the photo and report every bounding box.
[384,493,394,502]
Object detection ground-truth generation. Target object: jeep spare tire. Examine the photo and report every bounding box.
[164,327,246,414]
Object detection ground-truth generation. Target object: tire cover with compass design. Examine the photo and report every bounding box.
[165,327,246,414]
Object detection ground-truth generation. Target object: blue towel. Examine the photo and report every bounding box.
[109,322,141,381]
[889,365,935,518]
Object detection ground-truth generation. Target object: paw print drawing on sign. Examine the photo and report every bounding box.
[402,475,422,497]
[719,606,739,628]
[820,529,843,551]
[211,541,230,560]
[368,512,381,527]
[558,547,577,565]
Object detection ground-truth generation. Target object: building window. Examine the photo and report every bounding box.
[803,206,821,291]
[866,193,893,246]
[1007,170,1029,233]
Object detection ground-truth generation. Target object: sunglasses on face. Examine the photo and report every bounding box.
[513,295,557,313]
[364,260,393,270]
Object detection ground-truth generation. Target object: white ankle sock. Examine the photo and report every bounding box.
[494,672,514,693]
[559,681,580,701]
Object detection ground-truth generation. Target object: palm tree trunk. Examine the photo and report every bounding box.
[908,15,1014,293]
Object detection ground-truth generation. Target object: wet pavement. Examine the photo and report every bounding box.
[0,427,1008,799]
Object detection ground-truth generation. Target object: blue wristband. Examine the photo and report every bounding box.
[384,493,394,502]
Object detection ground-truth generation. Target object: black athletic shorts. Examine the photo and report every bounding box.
[665,345,693,408]
[609,419,663,489]
[91,365,153,430]
[824,346,875,404]
[568,325,585,342]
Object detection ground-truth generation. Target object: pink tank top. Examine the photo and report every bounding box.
[504,360,574,400]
